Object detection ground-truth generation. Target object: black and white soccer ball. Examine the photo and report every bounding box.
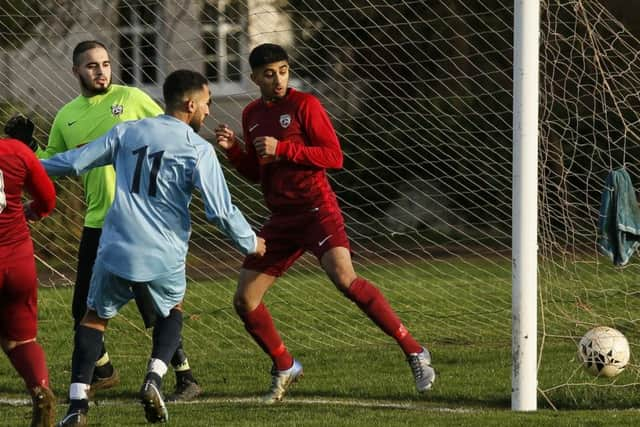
[577,326,630,377]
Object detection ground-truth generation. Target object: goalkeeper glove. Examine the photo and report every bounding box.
[5,114,37,151]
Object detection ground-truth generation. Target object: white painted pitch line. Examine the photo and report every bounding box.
[0,395,472,412]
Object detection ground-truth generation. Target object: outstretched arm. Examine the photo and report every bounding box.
[41,126,118,177]
[194,143,261,256]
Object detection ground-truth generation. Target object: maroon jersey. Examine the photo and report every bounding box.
[227,88,343,214]
[0,138,56,265]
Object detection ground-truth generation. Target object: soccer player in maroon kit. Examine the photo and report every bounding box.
[0,115,57,426]
[215,43,435,403]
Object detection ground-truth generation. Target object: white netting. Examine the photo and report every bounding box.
[1,0,640,408]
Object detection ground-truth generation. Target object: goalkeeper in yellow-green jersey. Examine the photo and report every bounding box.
[39,40,202,401]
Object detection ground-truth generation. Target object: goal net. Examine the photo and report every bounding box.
[1,0,639,408]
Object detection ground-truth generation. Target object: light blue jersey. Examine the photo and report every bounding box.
[42,114,257,282]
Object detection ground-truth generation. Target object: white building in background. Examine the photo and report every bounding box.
[1,0,293,131]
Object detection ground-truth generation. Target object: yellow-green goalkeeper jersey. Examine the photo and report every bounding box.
[39,84,163,228]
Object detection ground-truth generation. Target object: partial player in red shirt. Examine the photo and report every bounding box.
[0,114,56,426]
[215,43,435,403]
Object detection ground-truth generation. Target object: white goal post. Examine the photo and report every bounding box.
[512,0,540,412]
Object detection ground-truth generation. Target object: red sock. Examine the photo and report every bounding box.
[7,341,49,389]
[241,303,293,371]
[346,277,423,355]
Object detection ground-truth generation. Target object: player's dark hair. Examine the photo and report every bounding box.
[163,69,209,110]
[72,40,108,65]
[249,43,289,70]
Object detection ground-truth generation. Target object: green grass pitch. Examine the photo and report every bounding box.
[2,258,640,425]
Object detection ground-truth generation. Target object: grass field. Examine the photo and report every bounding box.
[2,258,640,426]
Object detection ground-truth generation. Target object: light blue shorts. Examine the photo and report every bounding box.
[87,259,186,320]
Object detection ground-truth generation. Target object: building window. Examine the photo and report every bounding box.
[118,0,160,85]
[201,1,246,84]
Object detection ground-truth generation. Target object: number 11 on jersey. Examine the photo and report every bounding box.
[131,145,164,197]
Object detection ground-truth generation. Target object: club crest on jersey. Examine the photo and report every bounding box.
[279,114,291,128]
[111,104,124,116]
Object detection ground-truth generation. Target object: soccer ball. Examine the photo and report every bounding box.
[577,326,630,377]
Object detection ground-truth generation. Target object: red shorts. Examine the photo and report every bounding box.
[0,255,38,341]
[243,207,351,277]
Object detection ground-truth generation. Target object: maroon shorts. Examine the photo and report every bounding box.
[243,207,351,277]
[0,255,38,341]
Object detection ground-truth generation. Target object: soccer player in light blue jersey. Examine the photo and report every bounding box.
[44,69,266,427]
